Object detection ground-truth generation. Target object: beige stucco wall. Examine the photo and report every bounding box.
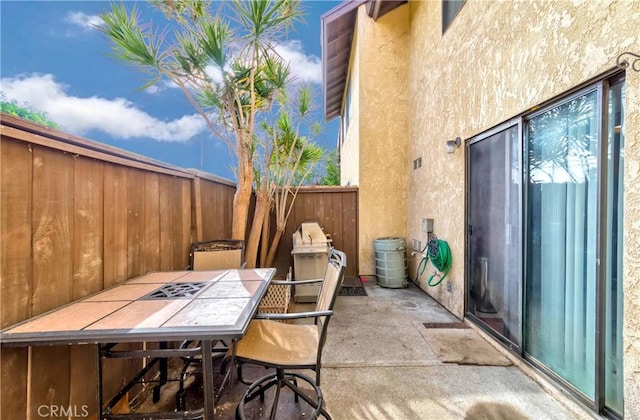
[340,30,360,187]
[406,0,639,416]
[623,67,640,419]
[356,5,410,275]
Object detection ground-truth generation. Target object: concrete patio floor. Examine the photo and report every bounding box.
[135,279,597,419]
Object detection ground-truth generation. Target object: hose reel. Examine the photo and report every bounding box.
[417,234,452,287]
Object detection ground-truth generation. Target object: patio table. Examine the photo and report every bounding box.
[0,268,276,419]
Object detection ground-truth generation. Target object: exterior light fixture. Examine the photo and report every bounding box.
[445,137,462,154]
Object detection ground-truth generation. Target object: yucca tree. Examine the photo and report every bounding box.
[99,0,301,242]
[250,85,322,268]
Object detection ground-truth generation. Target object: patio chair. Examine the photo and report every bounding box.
[175,239,245,410]
[233,248,347,420]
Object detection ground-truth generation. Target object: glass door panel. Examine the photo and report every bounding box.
[525,90,598,398]
[467,125,521,346]
[605,80,625,415]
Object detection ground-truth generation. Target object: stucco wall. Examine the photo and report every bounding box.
[356,5,410,275]
[623,70,640,419]
[622,76,640,419]
[340,31,360,187]
[406,0,639,416]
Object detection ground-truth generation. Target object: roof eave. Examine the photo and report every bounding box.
[321,0,367,121]
[321,1,408,121]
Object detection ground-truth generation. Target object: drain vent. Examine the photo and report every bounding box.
[423,322,469,329]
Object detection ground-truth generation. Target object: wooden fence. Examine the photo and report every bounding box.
[271,186,359,280]
[0,116,231,419]
[0,115,358,418]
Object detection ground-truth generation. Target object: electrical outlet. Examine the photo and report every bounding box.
[446,281,452,292]
[422,218,434,233]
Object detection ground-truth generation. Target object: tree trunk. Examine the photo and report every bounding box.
[244,191,269,268]
[265,226,284,268]
[232,144,254,241]
[259,204,271,267]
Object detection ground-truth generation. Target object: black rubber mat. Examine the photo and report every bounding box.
[338,286,367,296]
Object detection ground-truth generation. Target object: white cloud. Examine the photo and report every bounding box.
[0,73,207,142]
[205,65,225,85]
[161,40,321,88]
[65,12,102,31]
[274,40,322,84]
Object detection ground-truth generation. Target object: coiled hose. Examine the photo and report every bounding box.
[417,237,452,287]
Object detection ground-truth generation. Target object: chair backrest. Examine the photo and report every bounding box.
[190,239,245,270]
[314,249,347,350]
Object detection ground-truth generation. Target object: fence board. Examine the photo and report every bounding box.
[71,155,104,417]
[1,139,32,328]
[30,147,74,418]
[69,345,98,417]
[200,178,214,240]
[127,168,145,279]
[73,157,104,299]
[192,177,203,242]
[32,146,74,315]
[199,178,235,240]
[314,192,326,231]
[302,193,314,226]
[331,192,344,253]
[100,353,130,408]
[180,179,192,268]
[143,172,161,273]
[0,348,28,420]
[319,192,332,241]
[29,346,71,420]
[103,164,128,288]
[341,189,359,279]
[225,185,235,235]
[159,177,174,271]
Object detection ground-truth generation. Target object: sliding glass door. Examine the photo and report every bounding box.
[466,75,625,416]
[467,125,521,347]
[524,89,599,398]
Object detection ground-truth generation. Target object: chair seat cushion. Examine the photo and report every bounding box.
[235,320,319,367]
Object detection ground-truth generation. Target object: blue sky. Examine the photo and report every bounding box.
[0,0,341,180]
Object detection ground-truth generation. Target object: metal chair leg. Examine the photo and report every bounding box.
[236,371,329,420]
[152,342,169,403]
[175,358,193,411]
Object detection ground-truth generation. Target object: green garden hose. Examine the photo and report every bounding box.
[417,237,452,287]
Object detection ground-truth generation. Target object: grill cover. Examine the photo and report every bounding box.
[290,222,331,303]
[291,222,330,254]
